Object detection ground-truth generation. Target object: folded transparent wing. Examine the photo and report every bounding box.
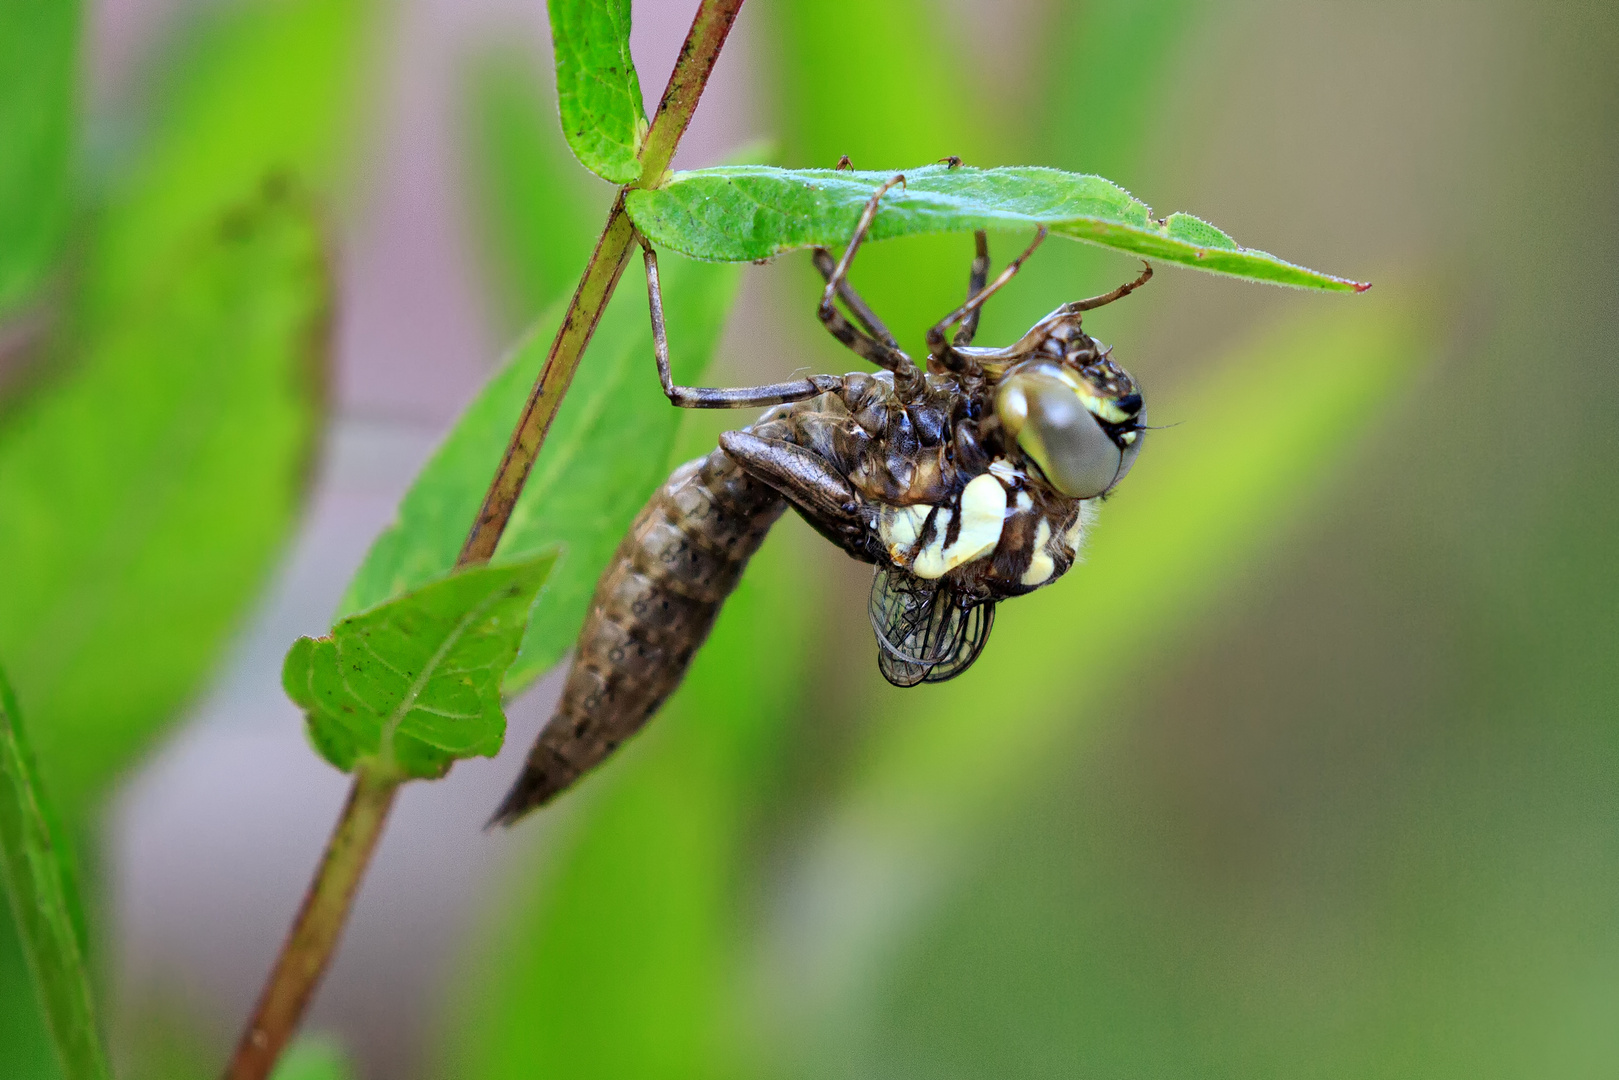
[869,567,996,687]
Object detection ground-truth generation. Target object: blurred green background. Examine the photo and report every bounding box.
[1,0,1616,1078]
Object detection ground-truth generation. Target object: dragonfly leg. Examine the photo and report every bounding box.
[641,237,841,409]
[811,247,899,351]
[953,230,991,347]
[926,226,1047,375]
[815,175,926,398]
[932,259,1156,373]
[1059,261,1153,313]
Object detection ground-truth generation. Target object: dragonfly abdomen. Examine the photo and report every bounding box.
[489,446,785,825]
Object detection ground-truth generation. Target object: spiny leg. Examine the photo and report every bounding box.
[641,236,840,409]
[815,174,925,396]
[811,247,899,350]
[1061,261,1153,313]
[958,260,1158,366]
[926,226,1049,374]
[953,230,991,347]
[815,162,900,352]
[823,172,906,294]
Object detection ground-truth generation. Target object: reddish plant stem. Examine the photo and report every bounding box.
[460,0,746,566]
[220,3,747,1078]
[635,0,745,187]
[457,193,637,565]
[222,767,397,1080]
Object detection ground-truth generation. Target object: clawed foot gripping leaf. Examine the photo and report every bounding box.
[627,164,1368,291]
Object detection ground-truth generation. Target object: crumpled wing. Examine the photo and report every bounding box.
[868,566,996,687]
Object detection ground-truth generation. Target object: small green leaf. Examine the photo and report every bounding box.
[0,185,330,813]
[286,553,557,780]
[0,0,79,319]
[626,164,1368,291]
[339,249,741,694]
[0,665,112,1080]
[547,0,646,184]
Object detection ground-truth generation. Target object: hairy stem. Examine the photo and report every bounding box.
[221,767,398,1080]
[222,2,746,1076]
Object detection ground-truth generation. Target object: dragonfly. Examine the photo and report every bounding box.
[491,174,1151,826]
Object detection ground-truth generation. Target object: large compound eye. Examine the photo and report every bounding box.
[995,367,1140,498]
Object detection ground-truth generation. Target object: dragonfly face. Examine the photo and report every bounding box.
[994,349,1145,499]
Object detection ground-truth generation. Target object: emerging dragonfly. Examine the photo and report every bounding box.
[492,174,1151,826]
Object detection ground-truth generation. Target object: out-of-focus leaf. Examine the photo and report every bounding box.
[1043,1,1201,183]
[285,554,555,781]
[461,50,609,324]
[0,3,365,1076]
[755,297,1429,1043]
[766,0,974,169]
[444,522,817,1080]
[0,0,78,319]
[546,0,645,184]
[0,666,109,1080]
[339,250,741,693]
[89,0,370,315]
[627,165,1367,291]
[269,1037,357,1080]
[0,186,330,812]
[976,0,1204,344]
[0,927,55,1079]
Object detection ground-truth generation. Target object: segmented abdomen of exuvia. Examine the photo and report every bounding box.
[489,444,786,826]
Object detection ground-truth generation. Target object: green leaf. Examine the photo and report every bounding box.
[339,249,741,693]
[0,0,79,319]
[89,0,372,316]
[626,164,1368,291]
[0,184,330,813]
[0,665,111,1080]
[547,0,646,184]
[286,553,557,781]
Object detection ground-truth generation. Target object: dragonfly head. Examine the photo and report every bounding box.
[993,348,1145,499]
